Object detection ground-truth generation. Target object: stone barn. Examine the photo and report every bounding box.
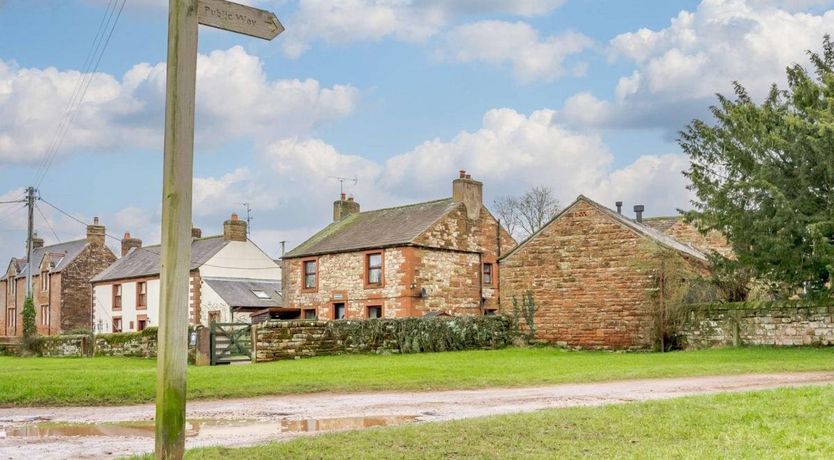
[499,195,709,349]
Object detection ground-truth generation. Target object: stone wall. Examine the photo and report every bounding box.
[37,334,90,357]
[680,301,834,348]
[60,242,118,333]
[500,198,708,350]
[255,315,513,362]
[94,329,159,358]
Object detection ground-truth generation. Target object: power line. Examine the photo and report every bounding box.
[33,0,128,187]
[35,203,61,243]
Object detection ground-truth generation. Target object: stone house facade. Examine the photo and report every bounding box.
[499,196,710,350]
[282,171,516,320]
[0,219,117,336]
[91,214,282,333]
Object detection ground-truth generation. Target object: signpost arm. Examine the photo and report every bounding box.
[156,0,198,458]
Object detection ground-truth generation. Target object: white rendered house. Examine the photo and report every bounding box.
[91,214,282,333]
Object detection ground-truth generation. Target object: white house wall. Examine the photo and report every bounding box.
[199,241,281,281]
[199,282,234,324]
[93,278,161,333]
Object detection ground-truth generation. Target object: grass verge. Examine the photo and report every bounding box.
[1,346,833,406]
[184,385,834,459]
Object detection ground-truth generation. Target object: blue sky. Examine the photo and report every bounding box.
[1,0,833,262]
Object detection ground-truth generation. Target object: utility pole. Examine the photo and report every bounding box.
[25,186,36,297]
[156,1,282,459]
[241,202,252,235]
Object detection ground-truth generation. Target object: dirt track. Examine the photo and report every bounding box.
[1,371,832,459]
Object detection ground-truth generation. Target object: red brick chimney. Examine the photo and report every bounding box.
[223,213,247,242]
[86,217,106,247]
[452,170,483,220]
[121,232,142,257]
[333,193,360,222]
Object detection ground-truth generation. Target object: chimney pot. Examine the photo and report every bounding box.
[86,217,106,246]
[459,170,466,178]
[452,173,483,220]
[615,201,623,214]
[633,204,645,223]
[120,232,142,257]
[224,215,247,242]
[333,194,360,222]
[340,192,346,201]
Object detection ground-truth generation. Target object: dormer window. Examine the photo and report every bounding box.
[41,272,49,292]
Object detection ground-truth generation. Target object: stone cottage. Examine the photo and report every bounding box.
[0,218,117,336]
[499,195,709,350]
[282,171,516,320]
[91,214,282,333]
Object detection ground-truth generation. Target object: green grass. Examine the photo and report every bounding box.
[1,346,833,407]
[184,385,834,459]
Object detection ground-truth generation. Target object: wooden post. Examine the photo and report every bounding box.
[156,0,198,458]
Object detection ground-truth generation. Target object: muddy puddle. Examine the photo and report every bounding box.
[3,415,418,440]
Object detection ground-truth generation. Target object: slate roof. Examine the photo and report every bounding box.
[203,277,283,308]
[643,216,681,233]
[285,198,460,258]
[92,236,229,283]
[12,239,90,278]
[500,195,708,262]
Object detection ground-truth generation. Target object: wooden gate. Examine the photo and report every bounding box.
[210,323,252,365]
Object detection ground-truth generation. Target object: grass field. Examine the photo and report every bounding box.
[183,385,834,459]
[1,346,833,406]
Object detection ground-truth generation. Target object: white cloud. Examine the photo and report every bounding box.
[280,0,567,57]
[30,107,692,259]
[0,46,358,165]
[566,0,834,131]
[438,21,592,83]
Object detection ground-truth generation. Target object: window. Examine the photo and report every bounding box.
[129,321,134,330]
[333,302,346,320]
[8,277,15,296]
[41,272,49,292]
[40,305,49,326]
[112,318,122,333]
[303,309,317,320]
[208,311,220,324]
[136,282,147,309]
[303,259,317,290]
[252,289,270,299]
[483,309,497,316]
[366,252,383,286]
[113,284,122,310]
[7,308,16,331]
[483,263,494,285]
[367,305,382,319]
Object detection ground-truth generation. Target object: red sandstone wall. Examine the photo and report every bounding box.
[500,200,660,349]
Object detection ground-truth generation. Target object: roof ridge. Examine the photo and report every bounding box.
[354,197,453,215]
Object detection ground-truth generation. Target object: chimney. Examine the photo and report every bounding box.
[452,170,483,220]
[121,232,142,257]
[191,226,202,239]
[633,205,645,223]
[615,201,623,214]
[86,217,106,246]
[223,213,248,242]
[32,233,44,250]
[333,193,360,222]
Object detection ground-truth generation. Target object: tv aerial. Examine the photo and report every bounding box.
[330,175,358,195]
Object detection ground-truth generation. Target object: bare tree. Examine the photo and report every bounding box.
[492,186,560,240]
[492,195,519,238]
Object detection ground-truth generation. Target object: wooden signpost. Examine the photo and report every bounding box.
[156,1,282,459]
